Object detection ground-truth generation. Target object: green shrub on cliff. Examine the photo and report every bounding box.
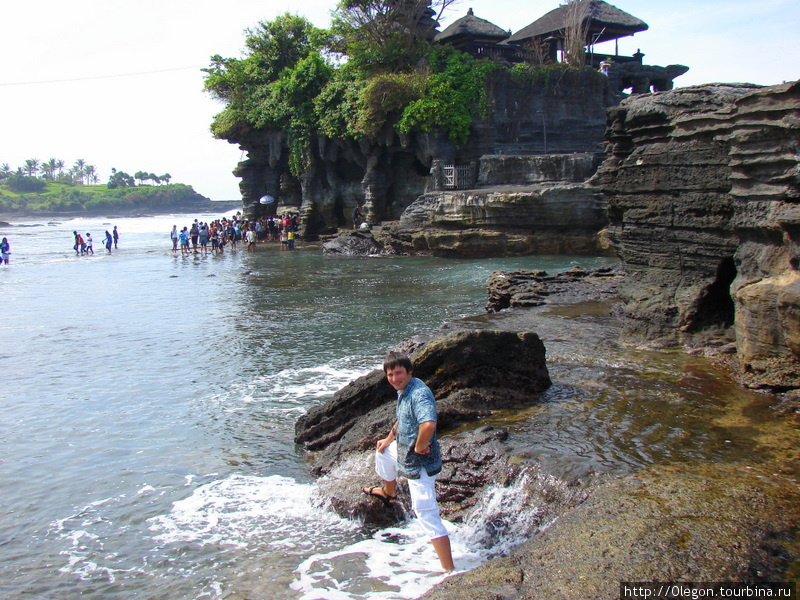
[203,13,332,175]
[204,4,593,168]
[354,72,426,139]
[510,62,597,92]
[205,11,502,152]
[314,65,367,139]
[397,47,499,144]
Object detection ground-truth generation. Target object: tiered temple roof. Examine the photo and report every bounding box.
[433,7,509,46]
[506,0,648,45]
[437,1,648,53]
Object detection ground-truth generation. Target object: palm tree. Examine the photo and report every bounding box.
[24,158,40,177]
[55,159,65,177]
[73,159,87,184]
[42,158,59,180]
[85,165,98,185]
[0,163,11,180]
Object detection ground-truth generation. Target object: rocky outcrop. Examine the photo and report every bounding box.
[321,230,384,256]
[294,329,551,478]
[378,185,609,257]
[606,61,690,95]
[726,83,800,389]
[372,152,613,257]
[593,81,800,389]
[485,264,623,312]
[234,69,616,240]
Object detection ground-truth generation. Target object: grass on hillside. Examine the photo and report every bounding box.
[0,181,211,214]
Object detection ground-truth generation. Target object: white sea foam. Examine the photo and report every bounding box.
[207,357,378,411]
[48,450,551,597]
[292,474,548,600]
[150,474,361,551]
[143,469,545,600]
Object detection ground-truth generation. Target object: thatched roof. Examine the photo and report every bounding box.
[506,0,648,45]
[434,8,509,43]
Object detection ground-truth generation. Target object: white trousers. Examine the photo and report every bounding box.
[375,441,448,540]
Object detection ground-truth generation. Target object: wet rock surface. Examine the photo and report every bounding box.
[485,264,623,312]
[421,463,800,600]
[315,425,593,539]
[316,427,519,528]
[321,230,385,256]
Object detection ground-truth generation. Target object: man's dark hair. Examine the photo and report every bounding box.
[383,351,413,373]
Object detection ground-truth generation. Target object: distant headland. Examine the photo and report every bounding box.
[0,158,239,217]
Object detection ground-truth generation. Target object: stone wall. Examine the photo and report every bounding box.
[594,81,800,389]
[477,153,603,186]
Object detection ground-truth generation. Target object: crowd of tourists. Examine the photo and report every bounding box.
[73,226,118,255]
[0,212,303,268]
[170,212,300,255]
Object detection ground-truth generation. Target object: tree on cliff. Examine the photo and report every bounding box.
[204,4,502,155]
[330,0,457,73]
[203,13,333,175]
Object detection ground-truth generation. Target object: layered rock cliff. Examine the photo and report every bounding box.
[375,152,613,257]
[593,81,800,390]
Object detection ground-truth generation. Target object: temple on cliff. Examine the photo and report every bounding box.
[236,0,688,245]
[434,0,687,94]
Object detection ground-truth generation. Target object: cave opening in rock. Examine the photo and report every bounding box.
[333,196,346,229]
[688,256,737,332]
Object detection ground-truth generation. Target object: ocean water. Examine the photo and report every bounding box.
[0,212,619,600]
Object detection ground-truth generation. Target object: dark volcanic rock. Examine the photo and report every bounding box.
[315,426,591,531]
[322,230,385,256]
[485,264,623,312]
[294,329,551,476]
[294,369,396,454]
[316,427,519,527]
[411,329,551,399]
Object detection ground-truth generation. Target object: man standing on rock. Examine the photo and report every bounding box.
[362,351,455,572]
[352,204,364,229]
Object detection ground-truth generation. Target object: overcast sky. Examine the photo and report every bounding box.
[2,0,798,200]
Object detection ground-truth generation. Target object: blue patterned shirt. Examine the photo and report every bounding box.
[395,377,442,479]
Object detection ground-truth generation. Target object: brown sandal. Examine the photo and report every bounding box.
[362,485,396,507]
